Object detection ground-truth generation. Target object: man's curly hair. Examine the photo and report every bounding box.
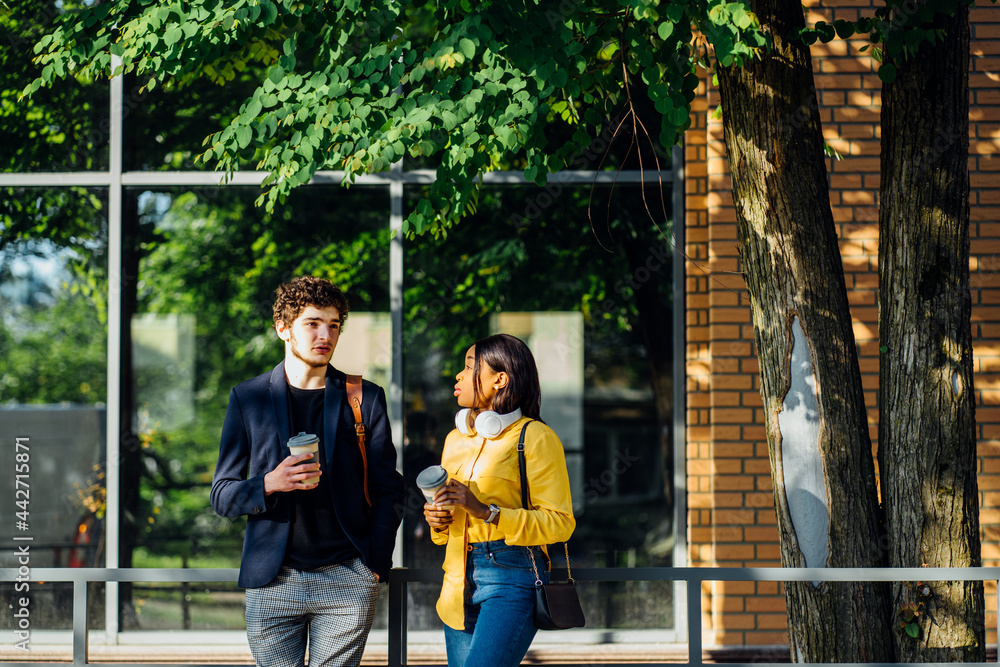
[272,276,350,330]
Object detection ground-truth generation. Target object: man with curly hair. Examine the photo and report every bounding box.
[211,275,404,667]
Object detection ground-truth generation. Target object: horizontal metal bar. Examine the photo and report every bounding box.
[0,167,673,190]
[3,566,998,667]
[5,565,997,584]
[0,172,113,186]
[0,663,993,667]
[0,567,239,583]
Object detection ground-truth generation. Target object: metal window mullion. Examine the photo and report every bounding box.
[105,56,124,644]
[73,574,88,666]
[389,160,404,572]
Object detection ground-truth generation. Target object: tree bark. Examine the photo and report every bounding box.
[118,189,142,630]
[879,3,984,659]
[716,0,895,659]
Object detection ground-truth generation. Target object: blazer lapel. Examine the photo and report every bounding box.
[269,361,292,453]
[324,367,344,466]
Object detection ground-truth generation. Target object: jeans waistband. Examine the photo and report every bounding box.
[467,540,543,553]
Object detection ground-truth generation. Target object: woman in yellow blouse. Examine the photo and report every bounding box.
[423,333,575,667]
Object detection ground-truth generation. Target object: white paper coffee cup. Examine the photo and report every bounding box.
[416,465,449,506]
[287,431,320,484]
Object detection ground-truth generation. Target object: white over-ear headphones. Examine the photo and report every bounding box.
[455,407,523,440]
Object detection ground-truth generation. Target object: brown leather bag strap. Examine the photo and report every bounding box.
[346,374,372,507]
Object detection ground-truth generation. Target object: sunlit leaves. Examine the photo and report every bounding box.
[26,0,773,235]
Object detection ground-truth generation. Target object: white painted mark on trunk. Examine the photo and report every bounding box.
[778,316,829,583]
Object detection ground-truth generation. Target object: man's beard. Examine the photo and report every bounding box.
[290,332,330,368]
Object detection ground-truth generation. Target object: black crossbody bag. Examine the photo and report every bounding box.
[516,421,586,630]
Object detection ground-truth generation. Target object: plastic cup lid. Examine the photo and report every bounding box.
[416,465,448,489]
[288,431,319,447]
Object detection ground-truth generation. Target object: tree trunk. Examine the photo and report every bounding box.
[118,185,142,630]
[716,0,895,659]
[879,4,984,659]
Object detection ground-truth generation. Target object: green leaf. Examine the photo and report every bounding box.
[268,66,285,85]
[904,28,926,51]
[263,1,278,24]
[164,26,183,45]
[814,21,835,43]
[246,98,263,117]
[878,63,897,83]
[905,621,919,638]
[458,38,475,60]
[730,7,752,30]
[834,20,855,39]
[658,22,674,40]
[668,106,688,127]
[236,125,252,149]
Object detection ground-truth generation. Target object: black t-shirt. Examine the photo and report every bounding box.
[282,383,360,570]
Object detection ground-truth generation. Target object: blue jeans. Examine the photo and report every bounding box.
[443,541,549,667]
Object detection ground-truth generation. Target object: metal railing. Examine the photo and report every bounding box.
[2,566,1000,667]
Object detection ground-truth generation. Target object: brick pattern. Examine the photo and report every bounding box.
[685,0,1000,648]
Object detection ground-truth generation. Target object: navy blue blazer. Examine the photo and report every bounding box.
[210,362,404,588]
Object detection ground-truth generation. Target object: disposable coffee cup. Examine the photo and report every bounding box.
[287,431,320,484]
[416,465,449,507]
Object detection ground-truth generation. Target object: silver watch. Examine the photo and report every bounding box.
[484,503,500,525]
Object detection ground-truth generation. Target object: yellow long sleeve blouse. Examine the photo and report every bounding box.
[431,416,576,630]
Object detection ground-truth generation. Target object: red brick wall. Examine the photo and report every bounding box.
[685,0,1000,648]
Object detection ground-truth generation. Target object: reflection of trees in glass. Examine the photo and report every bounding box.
[0,289,107,403]
[0,190,109,405]
[125,186,391,569]
[404,184,675,567]
[0,0,108,172]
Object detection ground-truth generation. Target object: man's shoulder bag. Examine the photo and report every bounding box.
[345,374,372,508]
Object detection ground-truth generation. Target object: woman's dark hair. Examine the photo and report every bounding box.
[472,333,542,421]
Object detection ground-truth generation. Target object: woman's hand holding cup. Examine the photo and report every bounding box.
[423,497,454,532]
[433,479,489,522]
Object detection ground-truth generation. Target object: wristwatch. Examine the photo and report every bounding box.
[484,503,500,525]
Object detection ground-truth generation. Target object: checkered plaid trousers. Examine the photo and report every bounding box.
[245,558,380,667]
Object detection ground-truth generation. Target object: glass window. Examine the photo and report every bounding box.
[109,184,391,629]
[0,187,108,638]
[401,182,676,637]
[120,184,390,563]
[0,5,109,172]
[123,67,269,172]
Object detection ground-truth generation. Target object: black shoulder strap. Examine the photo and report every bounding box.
[517,421,532,509]
[517,419,570,572]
